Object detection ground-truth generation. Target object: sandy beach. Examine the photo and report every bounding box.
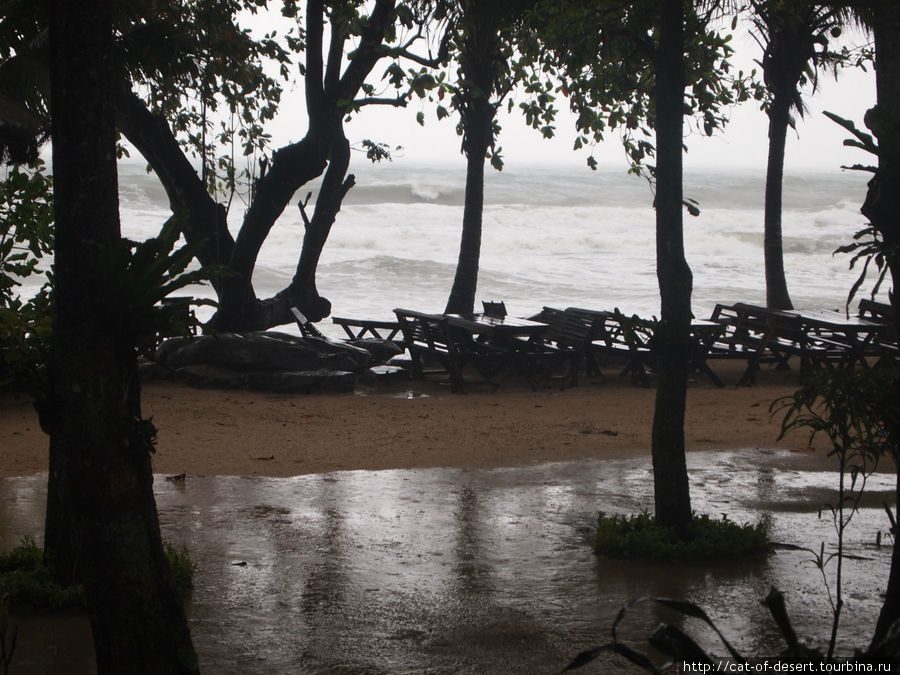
[0,362,835,479]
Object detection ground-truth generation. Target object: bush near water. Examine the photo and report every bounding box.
[594,511,769,562]
[0,538,196,609]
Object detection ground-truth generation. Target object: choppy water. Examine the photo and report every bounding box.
[109,161,879,331]
[13,160,879,339]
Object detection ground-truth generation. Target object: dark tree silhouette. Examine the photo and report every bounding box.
[750,1,848,310]
[43,0,197,669]
[860,0,900,650]
[650,0,693,535]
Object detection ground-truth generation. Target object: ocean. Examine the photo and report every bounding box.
[109,160,882,336]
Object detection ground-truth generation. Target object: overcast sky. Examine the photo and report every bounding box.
[258,17,876,175]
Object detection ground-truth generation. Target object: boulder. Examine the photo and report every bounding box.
[347,338,404,364]
[246,369,355,394]
[156,331,370,373]
[175,364,246,389]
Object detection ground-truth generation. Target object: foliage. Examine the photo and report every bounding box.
[100,214,221,347]
[0,538,83,609]
[825,111,898,311]
[164,543,197,597]
[0,161,53,389]
[0,537,196,610]
[748,1,855,124]
[0,287,51,389]
[521,1,762,176]
[593,511,768,562]
[774,367,896,468]
[773,366,898,657]
[562,588,829,672]
[116,0,296,204]
[0,162,52,307]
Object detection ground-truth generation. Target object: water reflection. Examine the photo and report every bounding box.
[0,448,895,673]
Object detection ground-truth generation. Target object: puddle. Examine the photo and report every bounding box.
[1,449,895,673]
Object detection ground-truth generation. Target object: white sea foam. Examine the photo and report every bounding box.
[19,160,884,333]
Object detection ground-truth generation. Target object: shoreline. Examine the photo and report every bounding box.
[1,363,838,479]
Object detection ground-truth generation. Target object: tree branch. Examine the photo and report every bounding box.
[114,83,235,275]
[353,96,409,107]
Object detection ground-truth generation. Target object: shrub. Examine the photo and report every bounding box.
[0,538,195,610]
[594,511,769,562]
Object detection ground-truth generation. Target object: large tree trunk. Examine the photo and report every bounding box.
[864,1,900,651]
[445,118,490,316]
[650,0,693,537]
[43,0,197,670]
[287,129,355,321]
[764,94,794,310]
[444,1,501,317]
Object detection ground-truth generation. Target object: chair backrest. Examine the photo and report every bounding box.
[291,306,325,338]
[858,298,895,323]
[482,300,507,318]
[533,306,567,342]
[394,309,456,356]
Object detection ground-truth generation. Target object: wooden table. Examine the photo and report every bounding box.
[445,313,549,342]
[789,308,888,368]
[445,313,552,388]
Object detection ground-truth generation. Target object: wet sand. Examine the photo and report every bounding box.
[1,363,888,673]
[0,362,834,478]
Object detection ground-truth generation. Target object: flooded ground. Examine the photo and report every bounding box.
[1,448,896,673]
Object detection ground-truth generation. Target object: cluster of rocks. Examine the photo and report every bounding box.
[142,331,410,393]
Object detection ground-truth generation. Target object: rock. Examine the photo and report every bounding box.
[157,331,371,373]
[175,364,246,389]
[138,358,174,381]
[245,369,356,393]
[347,339,404,364]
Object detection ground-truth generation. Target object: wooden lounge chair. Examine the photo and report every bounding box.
[394,309,510,392]
[291,306,325,339]
[587,310,655,386]
[524,307,600,387]
[394,309,465,391]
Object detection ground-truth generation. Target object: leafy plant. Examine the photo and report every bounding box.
[165,543,197,597]
[0,162,53,307]
[594,511,768,562]
[0,538,84,609]
[824,111,897,313]
[0,537,196,610]
[563,588,821,672]
[772,366,898,657]
[0,162,54,389]
[98,213,224,348]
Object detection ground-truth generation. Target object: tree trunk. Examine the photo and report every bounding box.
[44,0,197,670]
[445,119,490,316]
[289,129,355,321]
[864,1,900,651]
[444,1,501,317]
[650,0,693,537]
[764,95,794,310]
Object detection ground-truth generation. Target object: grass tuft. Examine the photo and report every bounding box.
[594,511,769,562]
[0,538,83,609]
[0,538,196,610]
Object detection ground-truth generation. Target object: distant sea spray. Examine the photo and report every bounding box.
[105,160,878,334]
